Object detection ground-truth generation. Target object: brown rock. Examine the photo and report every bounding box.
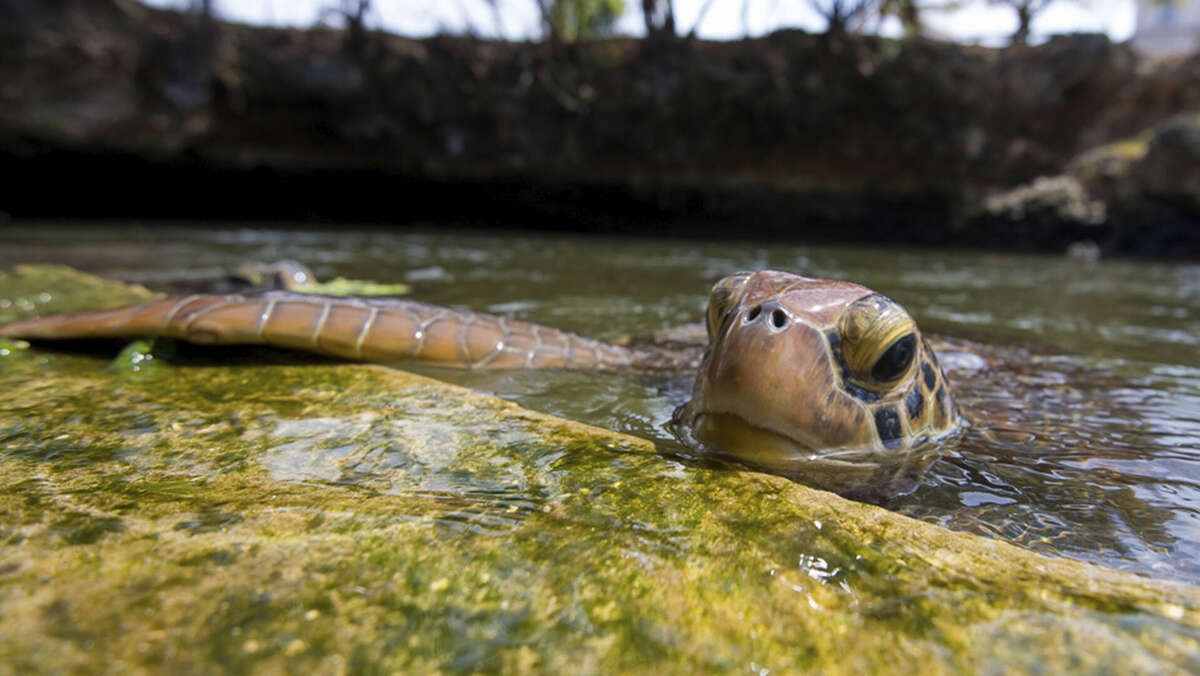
[1131,114,1200,210]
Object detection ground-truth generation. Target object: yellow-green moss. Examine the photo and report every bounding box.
[1,264,1198,673]
[0,264,160,324]
[293,277,411,296]
[1106,137,1150,162]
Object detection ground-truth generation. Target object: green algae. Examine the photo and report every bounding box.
[1,265,1199,673]
[292,277,411,297]
[0,338,28,358]
[105,339,168,375]
[0,264,159,324]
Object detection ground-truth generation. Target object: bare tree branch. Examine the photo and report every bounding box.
[453,0,481,37]
[481,0,508,39]
[688,0,720,38]
[533,0,557,39]
[988,0,1060,44]
[190,0,214,17]
[808,0,879,35]
[642,0,676,38]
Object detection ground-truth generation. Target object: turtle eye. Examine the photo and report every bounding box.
[870,333,916,383]
[706,273,751,339]
[839,293,919,389]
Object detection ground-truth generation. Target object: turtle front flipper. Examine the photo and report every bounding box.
[0,293,647,372]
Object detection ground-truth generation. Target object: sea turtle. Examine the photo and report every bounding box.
[0,268,962,495]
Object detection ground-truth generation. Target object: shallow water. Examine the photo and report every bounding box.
[2,222,1199,586]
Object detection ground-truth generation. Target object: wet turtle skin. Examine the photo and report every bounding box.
[0,268,961,494]
[669,271,962,495]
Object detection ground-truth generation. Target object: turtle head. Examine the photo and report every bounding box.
[675,270,961,495]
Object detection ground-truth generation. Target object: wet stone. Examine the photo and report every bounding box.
[0,264,1199,673]
[0,264,160,323]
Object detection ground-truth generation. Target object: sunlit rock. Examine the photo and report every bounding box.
[0,263,1198,673]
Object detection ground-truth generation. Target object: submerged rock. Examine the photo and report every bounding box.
[0,264,1198,673]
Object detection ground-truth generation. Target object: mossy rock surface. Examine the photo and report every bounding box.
[0,263,160,324]
[1,264,1199,674]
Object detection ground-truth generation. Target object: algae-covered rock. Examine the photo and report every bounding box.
[1,264,1199,674]
[293,276,411,296]
[1131,114,1200,211]
[0,263,160,325]
[1069,115,1200,211]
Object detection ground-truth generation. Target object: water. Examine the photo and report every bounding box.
[2,222,1198,585]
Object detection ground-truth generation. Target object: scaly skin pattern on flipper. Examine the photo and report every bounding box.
[0,292,653,372]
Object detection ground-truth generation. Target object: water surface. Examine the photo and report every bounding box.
[3,222,1198,584]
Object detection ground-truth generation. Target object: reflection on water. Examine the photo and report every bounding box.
[261,412,561,538]
[892,338,1200,582]
[1,223,1198,583]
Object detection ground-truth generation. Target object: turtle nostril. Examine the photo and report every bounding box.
[745,305,762,322]
[771,309,788,328]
